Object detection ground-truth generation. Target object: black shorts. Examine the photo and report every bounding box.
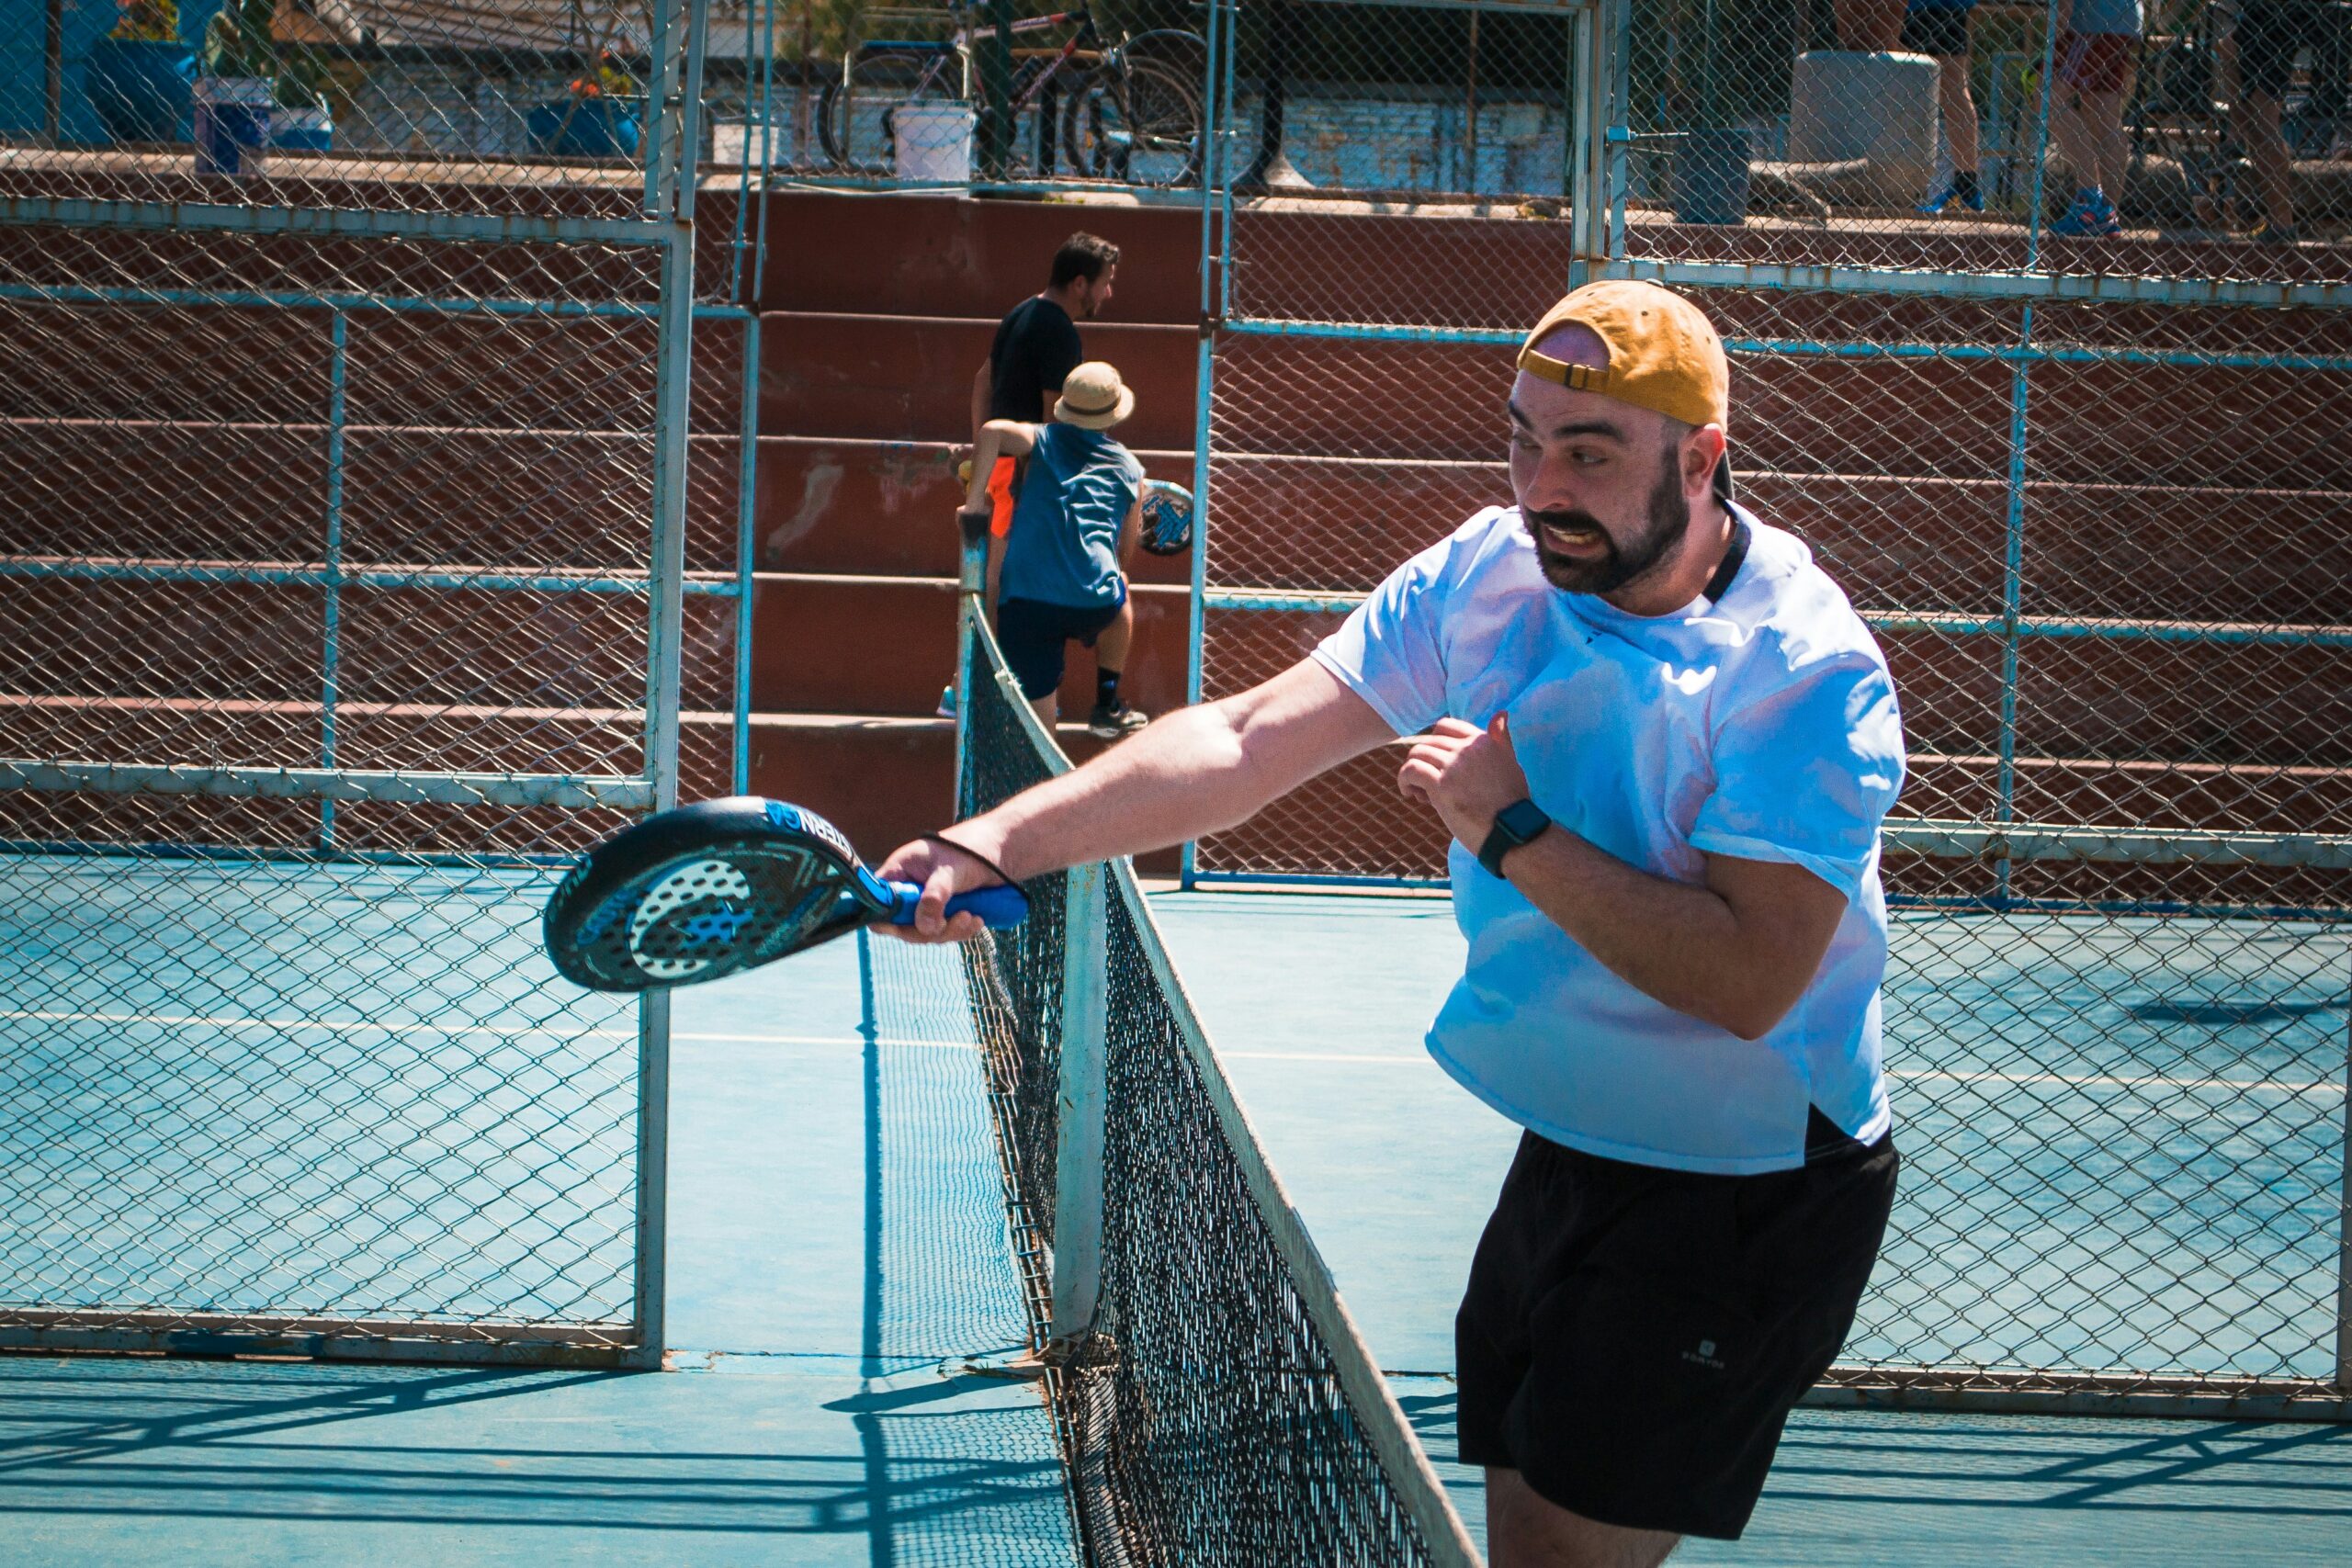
[1900,5,1973,59]
[996,593,1124,700]
[1455,1123,1898,1540]
[2238,0,2330,101]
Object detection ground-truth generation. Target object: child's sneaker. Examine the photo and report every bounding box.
[1086,699,1148,739]
[935,684,958,719]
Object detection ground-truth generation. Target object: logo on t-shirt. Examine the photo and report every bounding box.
[1680,1338,1726,1371]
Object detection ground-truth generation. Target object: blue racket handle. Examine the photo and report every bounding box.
[883,879,1030,929]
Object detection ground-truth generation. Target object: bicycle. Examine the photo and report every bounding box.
[2126,0,2352,227]
[818,5,1206,187]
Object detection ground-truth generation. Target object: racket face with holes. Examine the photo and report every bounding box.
[1140,479,1194,557]
[544,796,888,992]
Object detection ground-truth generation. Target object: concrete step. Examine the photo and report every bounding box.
[1196,603,2352,767]
[743,710,1179,874]
[7,574,739,715]
[756,190,1204,323]
[1208,330,2352,489]
[3,423,750,578]
[1201,455,2352,628]
[753,434,1194,583]
[749,572,1190,722]
[759,311,1197,448]
[0,306,748,436]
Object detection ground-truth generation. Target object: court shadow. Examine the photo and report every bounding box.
[2125,997,2345,1026]
[0,1354,1069,1551]
[1765,1410,2352,1520]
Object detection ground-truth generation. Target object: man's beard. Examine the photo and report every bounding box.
[1524,454,1690,594]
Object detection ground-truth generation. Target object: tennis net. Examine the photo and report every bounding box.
[940,595,1480,1566]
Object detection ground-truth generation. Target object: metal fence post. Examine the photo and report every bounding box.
[1048,862,1110,1346]
[1183,3,1223,889]
[1567,0,1603,284]
[981,0,1017,178]
[1996,303,2030,905]
[733,311,761,795]
[319,310,347,852]
[629,0,710,1376]
[2338,1005,2352,1391]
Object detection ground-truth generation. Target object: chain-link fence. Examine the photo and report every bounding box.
[0,0,753,1363]
[1183,0,2352,1415]
[1616,0,2352,280]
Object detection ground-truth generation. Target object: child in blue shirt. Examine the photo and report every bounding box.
[958,361,1149,739]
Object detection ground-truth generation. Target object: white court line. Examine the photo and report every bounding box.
[10,1012,2337,1096]
[0,1008,636,1041]
[0,1011,965,1054]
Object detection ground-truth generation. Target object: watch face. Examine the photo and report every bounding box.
[1499,799,1551,840]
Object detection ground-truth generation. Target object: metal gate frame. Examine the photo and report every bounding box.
[0,0,738,1370]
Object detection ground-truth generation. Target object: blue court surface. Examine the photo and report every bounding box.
[3,869,2347,1563]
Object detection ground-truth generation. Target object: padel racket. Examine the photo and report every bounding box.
[543,796,1028,993]
[1140,478,1194,557]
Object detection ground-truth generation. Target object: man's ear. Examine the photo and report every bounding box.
[1684,423,1727,497]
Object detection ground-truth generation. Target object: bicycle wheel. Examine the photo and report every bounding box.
[818,51,962,175]
[1061,56,1204,186]
[2127,30,2236,227]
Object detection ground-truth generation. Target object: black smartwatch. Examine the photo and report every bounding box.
[1477,798,1553,879]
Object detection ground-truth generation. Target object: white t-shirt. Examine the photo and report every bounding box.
[1311,503,1905,1175]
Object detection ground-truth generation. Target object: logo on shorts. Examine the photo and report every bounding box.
[1680,1338,1725,1371]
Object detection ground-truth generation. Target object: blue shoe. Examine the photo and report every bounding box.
[2051,187,2120,237]
[1918,180,1984,216]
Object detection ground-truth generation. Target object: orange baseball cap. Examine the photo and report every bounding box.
[1516,279,1729,434]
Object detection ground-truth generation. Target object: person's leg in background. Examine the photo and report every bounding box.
[1911,5,1985,211]
[2231,2,2302,238]
[2050,33,2135,232]
[1085,595,1147,738]
[994,597,1070,729]
[2238,87,2296,234]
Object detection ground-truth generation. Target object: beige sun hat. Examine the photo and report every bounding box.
[1053,361,1136,430]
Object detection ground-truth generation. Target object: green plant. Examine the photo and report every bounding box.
[109,0,179,43]
[199,0,331,108]
[569,47,639,98]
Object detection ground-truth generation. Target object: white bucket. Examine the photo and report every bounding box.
[1788,51,1938,204]
[712,119,786,169]
[891,100,975,183]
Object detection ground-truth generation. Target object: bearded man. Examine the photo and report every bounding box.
[883,280,1908,1567]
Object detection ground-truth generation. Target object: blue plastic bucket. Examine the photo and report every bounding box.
[527,98,643,159]
[193,76,271,175]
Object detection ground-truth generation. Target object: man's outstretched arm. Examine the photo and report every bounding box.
[876,660,1394,939]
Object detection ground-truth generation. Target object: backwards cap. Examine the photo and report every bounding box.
[1516,279,1729,434]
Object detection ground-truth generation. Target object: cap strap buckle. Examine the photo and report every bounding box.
[1515,345,1611,392]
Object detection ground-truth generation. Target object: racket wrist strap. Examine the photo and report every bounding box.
[922,832,1018,889]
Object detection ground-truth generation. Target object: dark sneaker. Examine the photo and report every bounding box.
[1918,181,1984,216]
[2247,219,2303,245]
[1087,700,1148,739]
